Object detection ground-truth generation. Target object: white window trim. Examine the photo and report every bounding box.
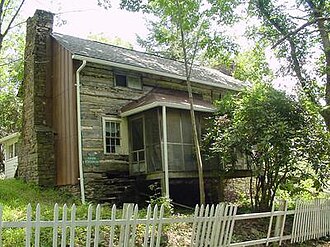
[102,116,122,155]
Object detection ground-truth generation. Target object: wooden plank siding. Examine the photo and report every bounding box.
[51,42,230,201]
[79,63,149,175]
[52,40,79,185]
[78,62,225,176]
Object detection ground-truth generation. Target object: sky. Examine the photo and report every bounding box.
[19,0,296,92]
[21,0,149,49]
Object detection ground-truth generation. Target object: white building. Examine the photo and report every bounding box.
[0,133,19,178]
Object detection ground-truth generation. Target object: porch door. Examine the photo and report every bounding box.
[130,117,146,173]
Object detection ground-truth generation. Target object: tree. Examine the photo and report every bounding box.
[99,0,244,205]
[0,26,24,138]
[204,83,329,211]
[0,0,25,52]
[135,0,210,204]
[249,0,330,130]
[232,42,273,84]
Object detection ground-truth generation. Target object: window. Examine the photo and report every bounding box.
[115,74,127,87]
[6,143,16,160]
[103,117,121,154]
[114,74,142,89]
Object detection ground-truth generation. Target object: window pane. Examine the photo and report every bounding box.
[110,138,115,146]
[128,76,142,89]
[110,122,116,137]
[115,74,127,87]
[106,122,110,136]
[116,123,120,137]
[8,144,14,159]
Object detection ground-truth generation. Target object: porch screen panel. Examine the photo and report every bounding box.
[183,145,195,170]
[166,112,181,143]
[181,113,193,143]
[132,118,144,151]
[168,144,183,170]
[131,117,145,173]
[166,109,197,171]
[145,108,162,172]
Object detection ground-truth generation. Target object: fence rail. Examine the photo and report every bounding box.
[0,199,329,246]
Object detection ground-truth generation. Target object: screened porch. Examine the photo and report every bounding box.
[121,88,217,178]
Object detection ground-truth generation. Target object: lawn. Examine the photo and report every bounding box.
[0,179,107,246]
[0,179,78,208]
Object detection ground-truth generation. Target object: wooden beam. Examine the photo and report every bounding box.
[162,106,170,198]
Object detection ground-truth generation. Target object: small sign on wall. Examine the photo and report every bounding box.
[84,153,100,166]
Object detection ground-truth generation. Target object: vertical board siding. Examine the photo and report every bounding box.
[0,200,329,246]
[52,40,79,185]
[4,156,18,178]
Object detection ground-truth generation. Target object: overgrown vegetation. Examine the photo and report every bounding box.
[0,179,329,246]
[204,83,330,212]
[0,179,96,246]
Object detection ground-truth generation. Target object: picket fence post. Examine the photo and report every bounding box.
[0,199,329,246]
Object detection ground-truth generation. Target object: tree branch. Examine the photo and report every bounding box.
[272,17,330,48]
[0,0,5,35]
[2,0,25,39]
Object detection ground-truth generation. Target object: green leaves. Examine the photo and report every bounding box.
[233,42,273,83]
[119,0,243,63]
[205,83,330,211]
[0,20,24,137]
[249,0,330,129]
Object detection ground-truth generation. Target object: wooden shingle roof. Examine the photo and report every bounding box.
[52,33,246,91]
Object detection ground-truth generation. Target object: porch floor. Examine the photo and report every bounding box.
[144,169,252,180]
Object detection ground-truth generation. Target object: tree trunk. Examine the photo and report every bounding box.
[175,0,206,205]
[187,78,206,205]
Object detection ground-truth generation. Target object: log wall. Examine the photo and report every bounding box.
[78,62,226,202]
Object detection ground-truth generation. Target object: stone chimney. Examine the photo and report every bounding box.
[17,10,56,186]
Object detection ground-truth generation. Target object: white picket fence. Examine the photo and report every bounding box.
[0,199,329,246]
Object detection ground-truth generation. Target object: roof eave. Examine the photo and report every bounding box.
[0,132,20,143]
[72,54,242,92]
[121,102,215,117]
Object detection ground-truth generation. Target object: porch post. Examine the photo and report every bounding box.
[162,106,170,198]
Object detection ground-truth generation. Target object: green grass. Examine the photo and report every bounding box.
[0,179,78,207]
[0,179,112,246]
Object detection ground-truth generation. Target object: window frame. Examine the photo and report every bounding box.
[114,73,142,90]
[102,117,122,155]
[6,143,16,160]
